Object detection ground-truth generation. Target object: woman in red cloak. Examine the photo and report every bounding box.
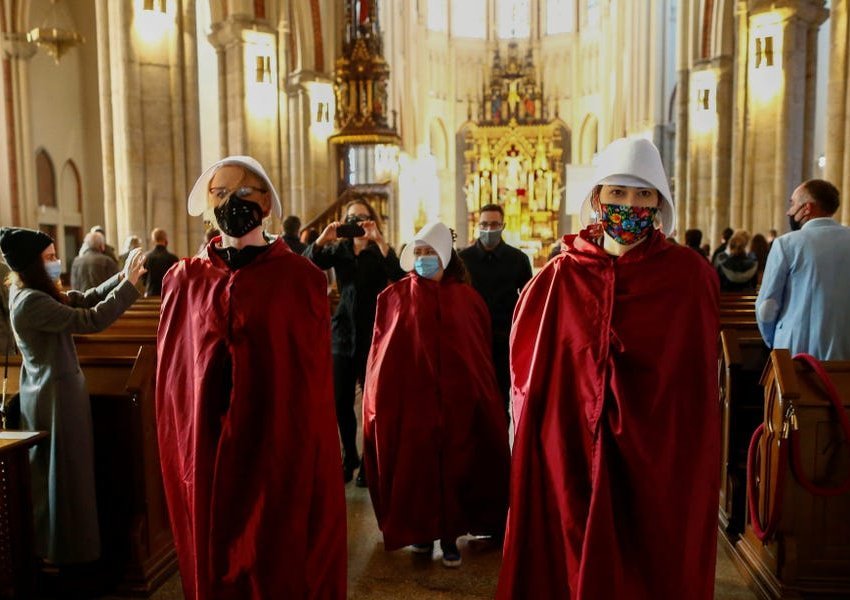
[496,138,721,599]
[156,156,346,599]
[362,222,510,568]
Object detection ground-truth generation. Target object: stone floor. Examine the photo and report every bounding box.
[99,483,757,599]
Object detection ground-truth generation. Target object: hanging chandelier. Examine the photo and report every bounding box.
[26,0,84,64]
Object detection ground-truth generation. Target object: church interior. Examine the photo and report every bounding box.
[2,0,850,599]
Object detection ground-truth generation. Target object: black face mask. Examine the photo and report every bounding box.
[788,214,802,232]
[214,193,263,238]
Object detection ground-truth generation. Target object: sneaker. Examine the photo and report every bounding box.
[441,540,461,568]
[410,542,433,554]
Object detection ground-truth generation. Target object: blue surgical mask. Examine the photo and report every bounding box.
[479,228,503,249]
[45,259,62,280]
[414,256,441,279]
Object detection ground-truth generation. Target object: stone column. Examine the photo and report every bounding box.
[0,35,36,227]
[208,14,283,229]
[711,55,734,247]
[96,0,202,257]
[826,0,850,224]
[673,0,690,236]
[740,0,827,235]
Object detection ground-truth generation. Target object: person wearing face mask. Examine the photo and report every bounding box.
[362,222,510,569]
[0,227,146,568]
[305,196,405,486]
[156,156,346,599]
[497,138,721,599]
[458,204,532,414]
[756,179,850,359]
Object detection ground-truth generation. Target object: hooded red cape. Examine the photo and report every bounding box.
[363,274,510,550]
[497,229,720,599]
[156,238,346,599]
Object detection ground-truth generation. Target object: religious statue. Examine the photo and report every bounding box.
[491,91,502,124]
[508,81,521,119]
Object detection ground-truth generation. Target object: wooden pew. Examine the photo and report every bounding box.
[0,430,48,600]
[718,330,769,539]
[3,350,175,594]
[74,334,156,357]
[732,350,850,599]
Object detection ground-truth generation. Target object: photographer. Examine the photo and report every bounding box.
[305,198,405,486]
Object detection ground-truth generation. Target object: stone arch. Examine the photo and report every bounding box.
[578,114,599,164]
[35,148,56,208]
[429,118,449,170]
[60,159,82,214]
[286,0,324,73]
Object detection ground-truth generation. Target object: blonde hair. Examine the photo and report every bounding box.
[727,230,751,256]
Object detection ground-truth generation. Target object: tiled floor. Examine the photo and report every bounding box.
[101,483,756,600]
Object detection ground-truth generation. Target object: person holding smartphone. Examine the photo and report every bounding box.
[305,197,405,486]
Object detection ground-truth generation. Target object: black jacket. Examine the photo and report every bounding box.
[143,245,179,296]
[716,254,758,292]
[459,240,533,337]
[305,239,404,357]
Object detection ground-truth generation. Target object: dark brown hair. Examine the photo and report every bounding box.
[344,198,383,233]
[802,179,840,215]
[480,203,504,217]
[443,248,471,284]
[12,259,66,304]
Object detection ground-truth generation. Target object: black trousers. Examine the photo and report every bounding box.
[332,351,369,464]
[492,332,511,414]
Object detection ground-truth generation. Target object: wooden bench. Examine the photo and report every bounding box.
[718,330,769,539]
[732,350,850,599]
[0,431,48,600]
[3,349,175,594]
[74,334,156,357]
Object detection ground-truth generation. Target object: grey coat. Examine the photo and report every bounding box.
[9,273,139,563]
[70,248,118,292]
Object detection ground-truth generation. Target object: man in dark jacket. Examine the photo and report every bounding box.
[459,204,533,413]
[143,228,179,296]
[282,215,307,254]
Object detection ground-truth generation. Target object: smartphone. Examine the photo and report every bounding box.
[336,223,366,238]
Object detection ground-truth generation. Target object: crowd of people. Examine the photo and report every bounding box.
[2,137,849,599]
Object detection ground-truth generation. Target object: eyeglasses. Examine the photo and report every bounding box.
[209,186,268,200]
[478,221,503,230]
[346,214,371,223]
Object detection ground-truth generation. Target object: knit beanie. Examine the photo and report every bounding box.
[0,227,54,272]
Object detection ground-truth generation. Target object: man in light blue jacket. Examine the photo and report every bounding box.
[757,179,850,360]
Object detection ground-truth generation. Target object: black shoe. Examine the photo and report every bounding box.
[343,462,355,484]
[355,464,367,488]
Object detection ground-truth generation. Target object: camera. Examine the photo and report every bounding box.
[336,223,366,238]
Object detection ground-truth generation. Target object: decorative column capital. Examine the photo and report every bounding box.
[746,0,828,26]
[207,15,275,50]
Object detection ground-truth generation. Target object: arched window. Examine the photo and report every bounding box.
[36,149,57,208]
[497,0,530,39]
[451,0,486,39]
[585,0,601,28]
[547,0,575,35]
[60,160,83,213]
[427,0,448,32]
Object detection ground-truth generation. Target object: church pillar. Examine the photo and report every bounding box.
[0,34,37,227]
[710,56,734,247]
[95,0,202,257]
[735,0,827,235]
[826,0,850,224]
[674,0,690,236]
[208,14,283,226]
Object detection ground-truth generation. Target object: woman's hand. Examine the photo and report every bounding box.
[123,248,148,286]
[361,221,390,256]
[316,222,340,247]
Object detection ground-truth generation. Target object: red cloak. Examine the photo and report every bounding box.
[497,229,720,599]
[156,238,346,599]
[362,274,510,550]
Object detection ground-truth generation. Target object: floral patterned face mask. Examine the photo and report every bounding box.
[598,203,658,245]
